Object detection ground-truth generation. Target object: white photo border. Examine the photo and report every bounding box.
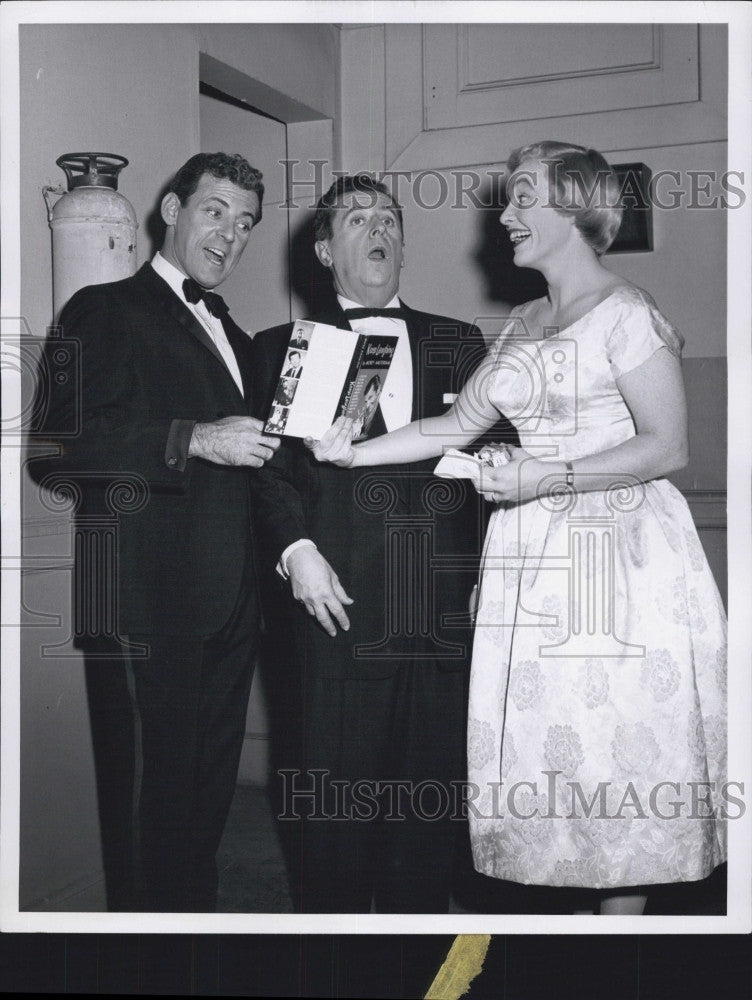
[1,0,750,936]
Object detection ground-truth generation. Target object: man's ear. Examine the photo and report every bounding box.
[314,240,332,268]
[161,192,180,227]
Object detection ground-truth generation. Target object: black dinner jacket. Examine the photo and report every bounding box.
[250,299,518,679]
[32,262,258,637]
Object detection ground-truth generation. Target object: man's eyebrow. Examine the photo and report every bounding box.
[203,195,255,217]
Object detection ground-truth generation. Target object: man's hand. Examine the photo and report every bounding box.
[286,546,354,637]
[189,416,280,467]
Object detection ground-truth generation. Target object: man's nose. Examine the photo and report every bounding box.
[500,202,513,226]
[218,219,235,242]
[370,218,387,235]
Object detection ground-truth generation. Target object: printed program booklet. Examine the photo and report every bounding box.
[264,319,398,441]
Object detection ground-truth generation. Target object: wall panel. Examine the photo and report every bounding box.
[425,24,698,129]
[384,24,726,171]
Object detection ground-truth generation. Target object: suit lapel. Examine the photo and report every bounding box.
[223,318,255,405]
[399,301,443,422]
[138,264,248,409]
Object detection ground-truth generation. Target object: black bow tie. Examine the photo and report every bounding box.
[343,307,405,320]
[183,277,229,318]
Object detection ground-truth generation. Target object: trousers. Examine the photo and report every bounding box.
[85,581,258,911]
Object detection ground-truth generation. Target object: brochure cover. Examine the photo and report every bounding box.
[433,445,511,488]
[264,320,398,441]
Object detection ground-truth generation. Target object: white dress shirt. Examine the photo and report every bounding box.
[151,252,245,396]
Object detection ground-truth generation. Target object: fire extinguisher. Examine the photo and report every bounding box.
[43,153,138,319]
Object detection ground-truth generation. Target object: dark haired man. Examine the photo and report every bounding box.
[291,326,309,350]
[251,174,516,912]
[36,152,279,911]
[283,350,303,378]
[168,150,265,216]
[352,373,382,438]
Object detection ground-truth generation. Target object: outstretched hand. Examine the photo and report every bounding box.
[304,416,356,467]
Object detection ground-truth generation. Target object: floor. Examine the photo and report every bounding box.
[216,784,294,913]
[215,783,494,915]
[216,783,727,917]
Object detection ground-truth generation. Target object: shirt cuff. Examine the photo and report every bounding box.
[165,419,196,472]
[276,539,317,580]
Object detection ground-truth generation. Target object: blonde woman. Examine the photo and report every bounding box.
[309,142,727,915]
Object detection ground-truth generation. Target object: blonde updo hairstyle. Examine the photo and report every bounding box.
[506,141,623,255]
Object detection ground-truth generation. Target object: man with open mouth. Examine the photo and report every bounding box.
[250,173,517,913]
[35,152,280,912]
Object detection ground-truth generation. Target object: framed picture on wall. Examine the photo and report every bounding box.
[608,162,653,253]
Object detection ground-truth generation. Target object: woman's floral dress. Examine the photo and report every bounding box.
[468,287,727,888]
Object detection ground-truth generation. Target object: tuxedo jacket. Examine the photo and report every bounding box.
[34,262,258,637]
[250,299,518,680]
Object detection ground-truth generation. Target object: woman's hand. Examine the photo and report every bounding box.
[475,446,560,504]
[305,416,356,467]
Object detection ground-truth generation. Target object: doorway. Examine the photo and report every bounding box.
[199,82,291,335]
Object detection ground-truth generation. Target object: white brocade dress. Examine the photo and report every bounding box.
[468,286,727,889]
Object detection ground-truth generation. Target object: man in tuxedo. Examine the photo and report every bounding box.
[283,349,304,378]
[291,327,309,350]
[35,152,280,911]
[251,174,516,912]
